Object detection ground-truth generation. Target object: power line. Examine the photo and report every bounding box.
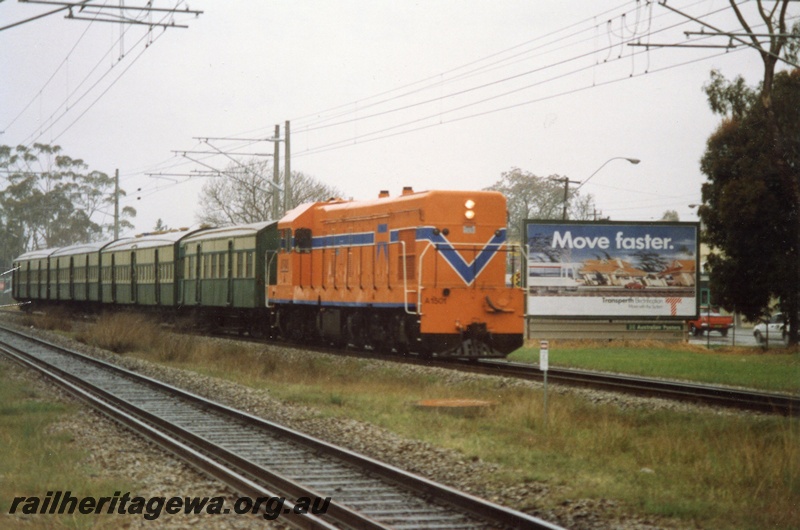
[24,23,167,145]
[2,0,96,132]
[10,1,202,145]
[286,0,715,137]
[292,43,749,161]
[283,2,733,157]
[290,14,798,162]
[0,0,90,32]
[126,2,796,218]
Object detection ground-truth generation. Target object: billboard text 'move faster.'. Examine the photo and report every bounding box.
[524,221,699,318]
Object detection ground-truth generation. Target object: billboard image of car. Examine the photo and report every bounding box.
[524,221,699,318]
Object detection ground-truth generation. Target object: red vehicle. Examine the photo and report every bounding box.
[687,308,734,337]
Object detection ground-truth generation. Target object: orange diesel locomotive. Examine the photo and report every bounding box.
[268,188,524,358]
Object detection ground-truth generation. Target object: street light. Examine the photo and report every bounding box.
[572,157,641,193]
[560,157,640,220]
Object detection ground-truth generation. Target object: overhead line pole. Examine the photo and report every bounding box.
[273,124,280,220]
[551,177,581,221]
[114,168,119,239]
[284,120,291,215]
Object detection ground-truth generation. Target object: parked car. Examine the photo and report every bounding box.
[686,308,734,336]
[753,313,792,345]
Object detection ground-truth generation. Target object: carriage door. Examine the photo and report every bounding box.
[195,244,202,304]
[131,252,137,304]
[154,249,161,305]
[69,257,75,300]
[227,240,234,306]
[111,254,117,303]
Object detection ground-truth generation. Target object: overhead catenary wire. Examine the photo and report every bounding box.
[111,2,797,223]
[285,0,714,137]
[283,3,742,160]
[11,0,198,146]
[2,0,99,132]
[172,0,710,169]
[290,13,759,160]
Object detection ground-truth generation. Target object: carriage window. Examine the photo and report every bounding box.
[245,251,254,278]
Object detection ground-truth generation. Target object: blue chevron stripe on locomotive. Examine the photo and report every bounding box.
[405,227,507,286]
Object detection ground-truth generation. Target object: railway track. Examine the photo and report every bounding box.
[446,359,798,416]
[0,325,562,530]
[12,310,796,416]
[292,345,797,416]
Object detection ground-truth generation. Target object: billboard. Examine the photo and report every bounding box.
[524,221,699,318]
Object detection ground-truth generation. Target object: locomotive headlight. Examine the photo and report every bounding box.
[464,199,476,220]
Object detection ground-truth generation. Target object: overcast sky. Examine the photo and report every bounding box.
[2,1,795,236]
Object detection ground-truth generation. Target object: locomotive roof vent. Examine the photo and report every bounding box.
[402,186,414,195]
[379,190,390,198]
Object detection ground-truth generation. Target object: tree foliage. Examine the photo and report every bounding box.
[698,2,800,345]
[660,210,680,222]
[196,159,343,226]
[703,70,757,119]
[484,167,595,242]
[0,143,135,270]
[699,69,800,338]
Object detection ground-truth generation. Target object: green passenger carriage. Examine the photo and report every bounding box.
[98,230,201,307]
[50,242,107,302]
[179,221,278,309]
[13,248,54,302]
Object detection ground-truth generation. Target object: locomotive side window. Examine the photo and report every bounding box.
[295,228,312,253]
[280,229,292,252]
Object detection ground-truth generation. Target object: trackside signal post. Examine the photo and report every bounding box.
[540,340,549,428]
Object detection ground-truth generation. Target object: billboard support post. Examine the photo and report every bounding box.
[539,340,549,429]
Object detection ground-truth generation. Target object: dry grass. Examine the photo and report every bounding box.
[35,307,74,332]
[75,312,160,353]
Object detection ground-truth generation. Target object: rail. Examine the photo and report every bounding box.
[0,325,563,530]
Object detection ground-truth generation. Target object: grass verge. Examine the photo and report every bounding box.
[55,313,800,528]
[508,340,800,393]
[0,362,134,529]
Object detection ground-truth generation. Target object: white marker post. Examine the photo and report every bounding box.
[539,340,549,428]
